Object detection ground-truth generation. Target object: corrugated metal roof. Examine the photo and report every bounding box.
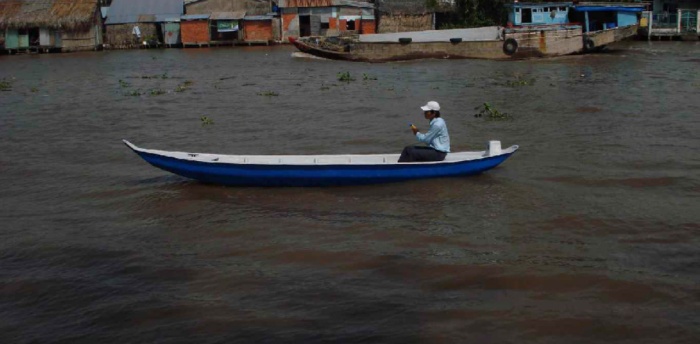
[105,0,184,25]
[181,14,210,20]
[279,0,374,8]
[244,15,273,21]
[210,11,246,20]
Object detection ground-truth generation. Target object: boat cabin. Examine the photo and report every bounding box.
[507,2,573,26]
[570,2,645,33]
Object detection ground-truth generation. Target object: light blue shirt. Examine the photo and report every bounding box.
[416,117,450,153]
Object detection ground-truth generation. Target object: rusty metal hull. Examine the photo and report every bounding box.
[290,25,639,62]
[585,25,639,51]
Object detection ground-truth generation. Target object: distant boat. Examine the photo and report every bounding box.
[289,2,642,62]
[123,140,518,187]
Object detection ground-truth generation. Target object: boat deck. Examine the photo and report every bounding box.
[124,140,515,166]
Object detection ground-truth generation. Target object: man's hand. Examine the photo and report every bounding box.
[411,125,418,135]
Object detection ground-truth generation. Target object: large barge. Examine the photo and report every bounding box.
[289,2,644,62]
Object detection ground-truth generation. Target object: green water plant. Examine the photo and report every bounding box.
[149,89,166,96]
[175,80,193,92]
[200,116,214,126]
[0,78,13,91]
[119,79,130,88]
[124,89,142,96]
[504,74,536,87]
[474,102,513,121]
[337,71,354,82]
[30,87,39,93]
[363,73,377,81]
[257,90,279,97]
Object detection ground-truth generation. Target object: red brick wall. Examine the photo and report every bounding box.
[361,19,375,34]
[329,17,337,30]
[181,21,209,43]
[339,19,347,32]
[244,20,273,41]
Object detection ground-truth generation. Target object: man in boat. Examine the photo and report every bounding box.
[398,101,451,163]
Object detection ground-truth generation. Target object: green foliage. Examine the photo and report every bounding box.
[119,79,130,88]
[200,116,214,126]
[0,78,13,91]
[149,89,166,96]
[337,71,355,82]
[474,102,513,121]
[504,74,536,87]
[439,0,511,28]
[362,73,377,81]
[175,80,193,92]
[124,89,142,96]
[30,87,39,93]
[257,90,279,96]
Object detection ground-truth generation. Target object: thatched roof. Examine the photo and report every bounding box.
[0,0,99,30]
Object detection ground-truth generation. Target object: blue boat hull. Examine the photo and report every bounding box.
[132,149,516,187]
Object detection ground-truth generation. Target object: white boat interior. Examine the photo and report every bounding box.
[124,140,517,166]
[358,27,502,43]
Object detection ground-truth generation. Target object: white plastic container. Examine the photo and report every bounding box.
[487,140,502,156]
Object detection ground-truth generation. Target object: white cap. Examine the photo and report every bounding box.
[420,101,440,111]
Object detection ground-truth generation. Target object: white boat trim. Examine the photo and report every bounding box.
[123,140,518,166]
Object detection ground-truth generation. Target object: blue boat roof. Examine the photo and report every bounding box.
[574,6,645,12]
[106,0,184,24]
[506,2,573,8]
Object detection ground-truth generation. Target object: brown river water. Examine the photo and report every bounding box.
[1,41,699,343]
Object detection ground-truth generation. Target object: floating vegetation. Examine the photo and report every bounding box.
[362,73,377,81]
[200,116,214,126]
[175,80,193,92]
[320,86,330,90]
[432,86,440,90]
[118,79,130,88]
[257,91,279,97]
[0,78,13,91]
[474,103,513,121]
[30,87,39,93]
[242,83,256,87]
[337,71,355,82]
[504,74,536,87]
[149,89,166,96]
[136,73,170,79]
[124,89,142,97]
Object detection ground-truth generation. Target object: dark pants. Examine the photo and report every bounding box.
[398,146,447,163]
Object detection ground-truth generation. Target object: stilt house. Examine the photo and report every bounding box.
[278,0,376,40]
[0,0,103,53]
[183,0,278,45]
[104,0,183,49]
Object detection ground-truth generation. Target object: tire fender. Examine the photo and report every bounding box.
[503,38,518,56]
